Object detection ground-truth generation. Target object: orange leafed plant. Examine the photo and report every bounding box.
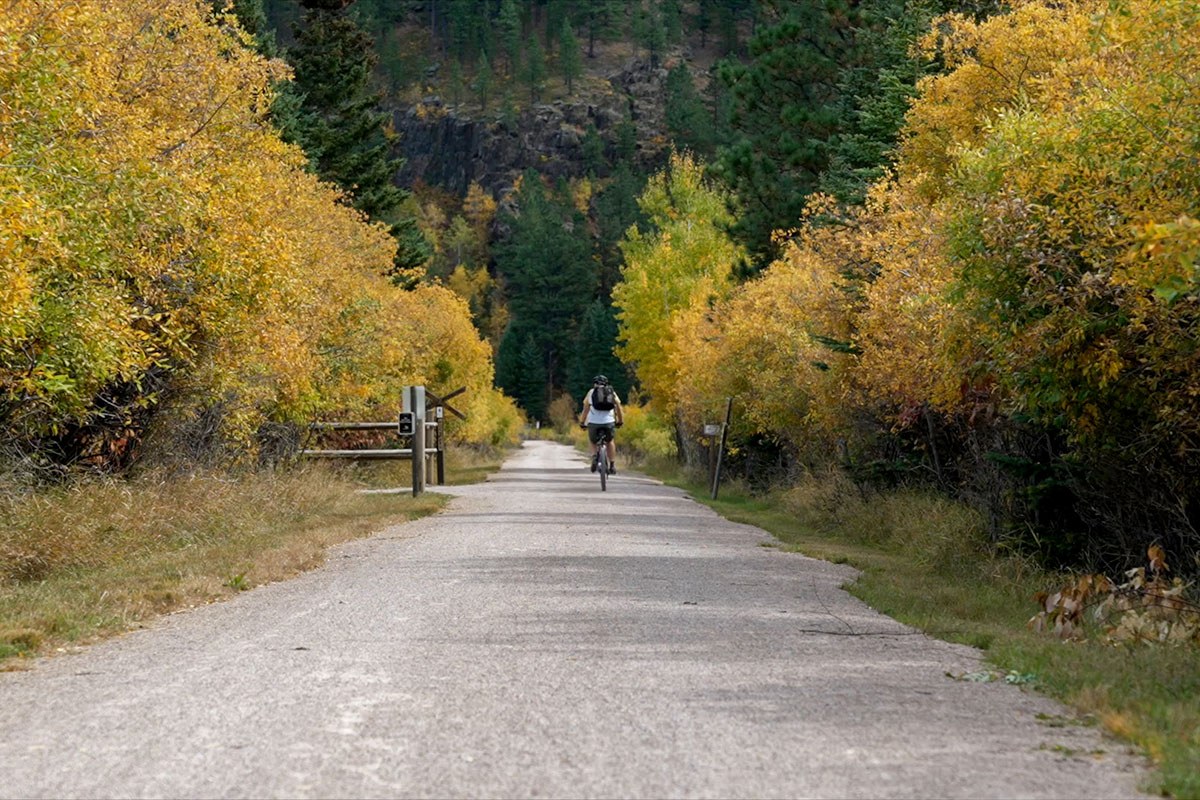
[1030,545,1200,646]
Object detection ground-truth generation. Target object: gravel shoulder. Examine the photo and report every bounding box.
[0,441,1149,799]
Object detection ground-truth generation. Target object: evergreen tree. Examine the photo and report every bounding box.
[500,90,519,131]
[494,170,597,404]
[516,332,549,422]
[665,63,715,157]
[283,0,429,279]
[581,123,607,178]
[263,0,301,35]
[634,3,667,67]
[524,36,547,102]
[449,57,465,106]
[662,0,684,45]
[213,0,277,55]
[716,0,747,56]
[568,300,629,402]
[497,0,522,77]
[614,118,638,165]
[544,0,569,53]
[473,51,494,111]
[496,325,548,421]
[594,161,647,293]
[579,0,620,58]
[445,0,474,61]
[818,0,935,205]
[705,62,736,152]
[696,0,715,48]
[559,21,583,95]
[711,1,858,266]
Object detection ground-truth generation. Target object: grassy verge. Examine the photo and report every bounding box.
[642,460,1199,798]
[0,446,505,667]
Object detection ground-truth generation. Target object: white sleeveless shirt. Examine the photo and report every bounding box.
[584,387,620,425]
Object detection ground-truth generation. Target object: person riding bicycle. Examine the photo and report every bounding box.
[578,375,623,475]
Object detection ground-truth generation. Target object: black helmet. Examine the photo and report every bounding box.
[592,375,609,385]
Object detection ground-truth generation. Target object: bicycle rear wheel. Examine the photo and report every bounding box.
[598,447,608,491]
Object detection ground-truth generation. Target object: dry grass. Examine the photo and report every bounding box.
[0,448,504,665]
[778,468,989,574]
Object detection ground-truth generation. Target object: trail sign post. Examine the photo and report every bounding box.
[711,398,733,500]
[403,386,426,495]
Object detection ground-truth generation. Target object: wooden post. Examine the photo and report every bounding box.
[426,431,435,487]
[711,397,733,500]
[410,386,425,496]
[435,406,445,485]
[702,423,720,495]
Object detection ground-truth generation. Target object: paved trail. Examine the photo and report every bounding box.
[1,441,1146,799]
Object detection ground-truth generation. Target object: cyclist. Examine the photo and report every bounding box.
[578,375,623,474]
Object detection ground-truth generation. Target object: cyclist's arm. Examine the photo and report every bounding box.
[578,395,591,426]
[614,396,624,425]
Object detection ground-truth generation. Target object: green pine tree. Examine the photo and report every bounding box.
[711,1,859,266]
[212,0,277,55]
[662,0,684,45]
[496,324,549,422]
[581,123,607,178]
[716,0,747,56]
[696,0,715,48]
[473,51,494,111]
[544,0,569,53]
[818,0,939,205]
[568,300,629,402]
[282,0,429,278]
[578,0,621,58]
[524,36,547,102]
[633,3,666,67]
[594,161,647,293]
[497,0,522,78]
[449,57,465,106]
[500,90,519,131]
[494,170,597,398]
[559,21,583,95]
[665,63,715,157]
[445,0,473,62]
[614,118,638,165]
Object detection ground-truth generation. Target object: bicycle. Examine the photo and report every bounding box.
[583,423,617,491]
[595,425,612,491]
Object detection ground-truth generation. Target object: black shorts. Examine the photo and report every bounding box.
[587,423,615,445]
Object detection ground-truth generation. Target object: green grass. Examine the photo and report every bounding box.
[644,462,1199,799]
[0,446,505,667]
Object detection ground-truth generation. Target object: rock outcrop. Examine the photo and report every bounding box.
[391,57,672,199]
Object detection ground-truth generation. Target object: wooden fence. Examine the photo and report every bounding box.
[300,386,463,496]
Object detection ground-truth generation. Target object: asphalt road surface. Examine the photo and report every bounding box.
[1,441,1147,799]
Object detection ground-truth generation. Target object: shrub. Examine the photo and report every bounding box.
[620,404,677,460]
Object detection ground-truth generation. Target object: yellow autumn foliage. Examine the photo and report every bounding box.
[672,212,860,447]
[924,0,1200,445]
[642,0,1200,509]
[901,0,1095,191]
[0,1,516,460]
[613,152,743,416]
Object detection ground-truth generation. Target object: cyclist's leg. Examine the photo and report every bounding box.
[586,424,601,470]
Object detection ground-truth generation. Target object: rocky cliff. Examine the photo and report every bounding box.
[391,56,674,199]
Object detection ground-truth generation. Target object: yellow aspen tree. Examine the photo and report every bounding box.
[612,152,744,415]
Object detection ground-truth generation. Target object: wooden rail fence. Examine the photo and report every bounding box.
[300,385,465,496]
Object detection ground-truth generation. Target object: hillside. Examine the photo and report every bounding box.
[264,2,742,199]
